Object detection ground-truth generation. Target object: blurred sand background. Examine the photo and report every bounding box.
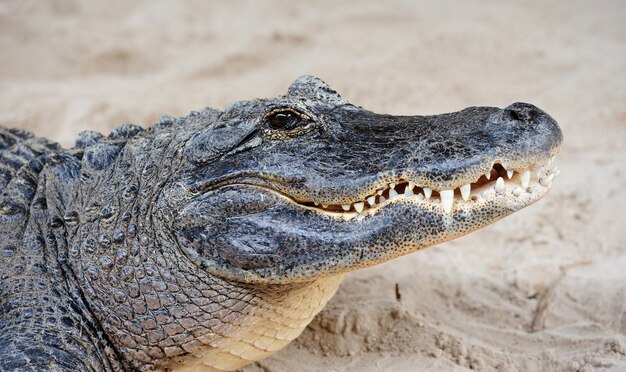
[1,1,625,371]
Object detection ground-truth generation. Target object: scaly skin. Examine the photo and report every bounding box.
[0,76,562,371]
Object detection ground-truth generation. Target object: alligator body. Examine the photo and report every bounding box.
[0,76,562,371]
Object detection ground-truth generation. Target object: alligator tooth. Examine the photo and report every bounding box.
[389,189,399,199]
[539,174,554,187]
[485,171,491,180]
[415,193,424,201]
[379,195,387,203]
[423,187,432,199]
[513,187,523,196]
[404,187,414,197]
[495,177,506,193]
[520,170,531,189]
[366,196,377,206]
[440,190,454,213]
[548,166,559,176]
[389,183,396,189]
[460,184,471,201]
[342,212,358,221]
[353,202,365,213]
[406,181,416,196]
[341,205,350,211]
[377,189,384,195]
[482,188,495,198]
[314,202,319,206]
[322,204,328,208]
[356,214,365,221]
[507,170,514,179]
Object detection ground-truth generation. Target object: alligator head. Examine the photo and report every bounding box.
[165,76,562,285]
[54,76,561,371]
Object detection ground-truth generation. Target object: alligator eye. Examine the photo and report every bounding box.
[267,111,297,130]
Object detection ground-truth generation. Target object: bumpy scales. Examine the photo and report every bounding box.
[0,76,562,371]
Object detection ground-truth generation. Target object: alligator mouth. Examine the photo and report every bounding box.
[295,160,559,221]
[191,158,559,222]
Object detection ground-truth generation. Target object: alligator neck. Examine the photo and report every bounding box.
[169,274,344,371]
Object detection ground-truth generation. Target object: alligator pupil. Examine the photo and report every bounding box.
[268,112,294,129]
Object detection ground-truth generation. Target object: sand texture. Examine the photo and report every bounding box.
[1,1,625,371]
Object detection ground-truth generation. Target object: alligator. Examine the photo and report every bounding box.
[0,76,562,371]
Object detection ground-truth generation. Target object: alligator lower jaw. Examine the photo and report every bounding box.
[298,161,560,221]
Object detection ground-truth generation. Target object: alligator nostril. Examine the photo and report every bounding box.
[506,109,524,122]
[504,103,542,123]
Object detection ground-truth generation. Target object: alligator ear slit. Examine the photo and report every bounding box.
[185,121,261,165]
[232,129,261,150]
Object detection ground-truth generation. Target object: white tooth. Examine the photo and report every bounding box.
[379,195,387,203]
[366,196,377,206]
[341,205,350,211]
[539,174,554,187]
[415,193,424,201]
[440,190,454,214]
[423,187,432,199]
[554,169,561,178]
[485,171,491,180]
[314,202,319,206]
[322,204,328,208]
[404,187,414,197]
[389,183,396,189]
[342,212,358,221]
[408,181,415,189]
[495,177,506,193]
[353,202,364,213]
[377,189,384,195]
[507,170,514,179]
[482,188,495,198]
[520,170,531,189]
[513,187,523,196]
[356,214,365,221]
[460,184,471,201]
[389,189,399,199]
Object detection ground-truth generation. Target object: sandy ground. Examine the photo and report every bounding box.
[1,0,625,371]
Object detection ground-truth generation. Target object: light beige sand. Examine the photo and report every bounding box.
[1,1,625,371]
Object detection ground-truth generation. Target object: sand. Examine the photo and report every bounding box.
[1,0,625,371]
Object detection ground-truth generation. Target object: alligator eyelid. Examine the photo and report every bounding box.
[264,107,313,122]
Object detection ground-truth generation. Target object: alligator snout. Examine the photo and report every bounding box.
[498,101,561,133]
[487,102,563,159]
